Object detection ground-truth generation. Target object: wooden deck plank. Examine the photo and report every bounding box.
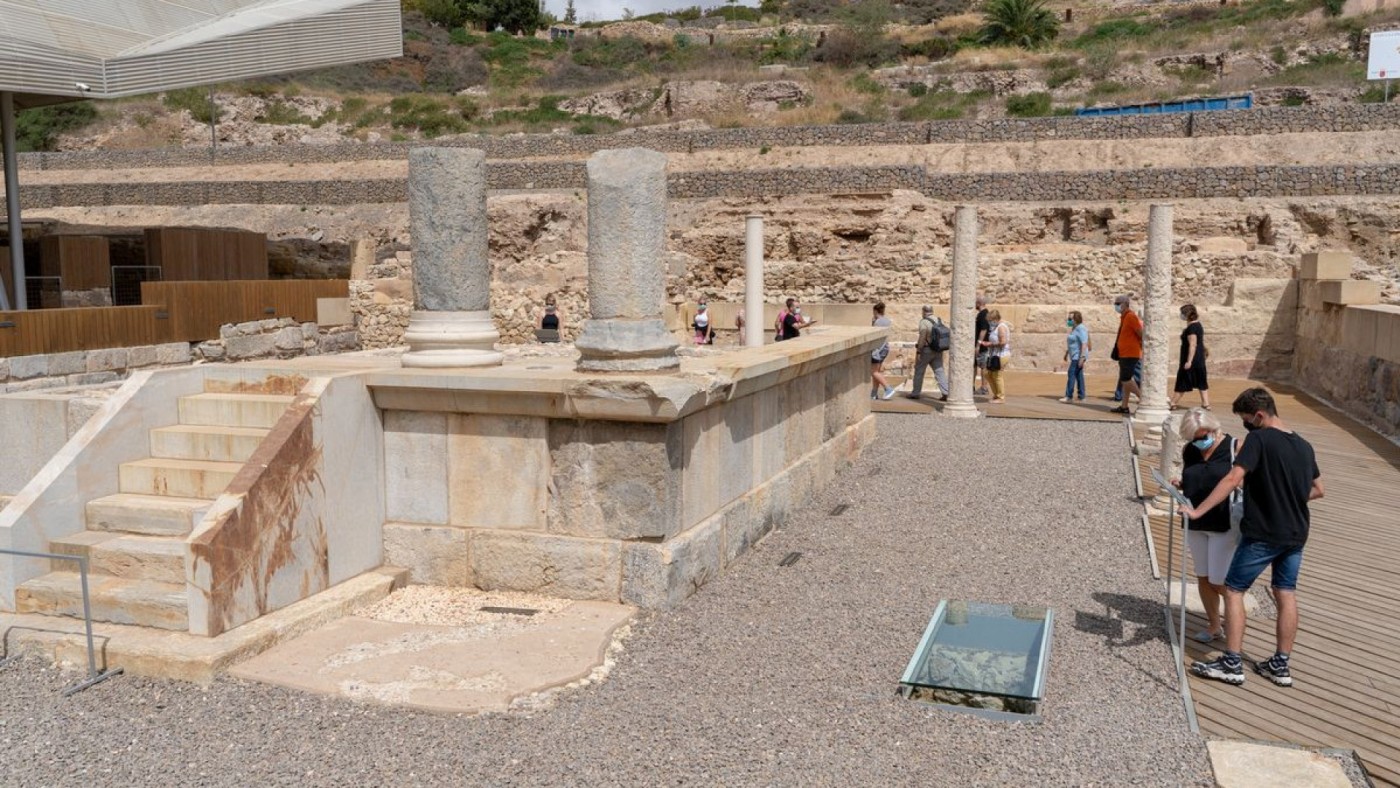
[980,373,1400,786]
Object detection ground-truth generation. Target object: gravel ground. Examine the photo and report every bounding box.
[0,415,1211,787]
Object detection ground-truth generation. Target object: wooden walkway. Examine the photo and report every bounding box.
[878,372,1400,784]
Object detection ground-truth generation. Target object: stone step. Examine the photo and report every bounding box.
[177,392,293,429]
[118,458,242,500]
[85,493,212,536]
[50,531,186,584]
[150,423,269,462]
[15,571,188,631]
[0,494,12,510]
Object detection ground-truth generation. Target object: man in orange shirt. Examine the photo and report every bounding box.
[1111,294,1144,414]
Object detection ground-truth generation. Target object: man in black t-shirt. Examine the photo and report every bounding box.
[1185,387,1324,689]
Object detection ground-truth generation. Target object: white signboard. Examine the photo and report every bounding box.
[1369,30,1400,80]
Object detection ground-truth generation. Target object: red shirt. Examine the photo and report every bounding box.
[1116,309,1144,359]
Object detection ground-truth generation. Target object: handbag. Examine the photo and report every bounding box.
[987,355,1002,371]
[1110,341,1120,362]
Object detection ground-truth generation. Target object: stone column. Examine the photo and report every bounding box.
[1151,412,1182,511]
[943,205,981,419]
[744,214,764,349]
[575,148,680,373]
[1135,203,1173,428]
[401,148,502,368]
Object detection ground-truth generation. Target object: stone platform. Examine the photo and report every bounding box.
[370,325,884,609]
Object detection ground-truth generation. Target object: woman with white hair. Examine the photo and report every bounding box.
[1175,407,1241,643]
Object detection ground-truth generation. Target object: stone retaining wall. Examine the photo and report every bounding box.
[1,342,192,394]
[18,163,1400,211]
[20,104,1400,172]
[192,317,360,363]
[1293,253,1400,437]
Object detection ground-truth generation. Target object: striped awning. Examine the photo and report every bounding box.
[0,0,402,108]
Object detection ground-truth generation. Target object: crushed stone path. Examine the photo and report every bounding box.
[0,415,1210,786]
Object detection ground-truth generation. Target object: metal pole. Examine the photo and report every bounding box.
[78,556,98,678]
[1,91,27,311]
[1164,497,1175,612]
[1179,511,1191,680]
[744,214,764,348]
[208,87,217,162]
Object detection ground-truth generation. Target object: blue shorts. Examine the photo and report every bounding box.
[1224,537,1304,592]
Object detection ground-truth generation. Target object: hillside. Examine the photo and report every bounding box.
[17,0,1400,152]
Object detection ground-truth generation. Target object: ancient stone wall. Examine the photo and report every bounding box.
[192,317,359,363]
[18,163,1400,211]
[1,341,192,393]
[1293,253,1400,437]
[19,104,1400,172]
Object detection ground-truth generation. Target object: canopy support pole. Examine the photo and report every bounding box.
[1,91,25,311]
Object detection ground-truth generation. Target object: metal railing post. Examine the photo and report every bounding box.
[0,547,124,695]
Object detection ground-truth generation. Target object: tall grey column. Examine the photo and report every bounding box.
[1,91,26,312]
[943,205,980,419]
[576,148,680,373]
[1135,203,1173,428]
[401,147,502,368]
[744,214,764,348]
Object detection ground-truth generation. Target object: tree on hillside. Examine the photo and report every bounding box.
[564,0,576,24]
[417,0,542,33]
[979,0,1059,48]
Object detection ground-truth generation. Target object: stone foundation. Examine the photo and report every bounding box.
[373,325,881,608]
[193,317,360,363]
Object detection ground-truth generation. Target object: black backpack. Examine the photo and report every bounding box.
[924,317,951,352]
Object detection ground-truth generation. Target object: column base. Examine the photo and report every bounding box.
[941,400,982,419]
[401,310,503,368]
[575,318,680,373]
[1134,405,1172,428]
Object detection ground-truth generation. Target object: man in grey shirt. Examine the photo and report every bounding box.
[906,305,949,401]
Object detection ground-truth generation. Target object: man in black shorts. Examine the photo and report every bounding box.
[1185,387,1324,687]
[974,295,990,395]
[1110,294,1143,414]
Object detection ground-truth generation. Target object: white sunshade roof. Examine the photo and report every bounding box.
[0,0,402,108]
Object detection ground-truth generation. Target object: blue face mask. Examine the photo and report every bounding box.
[1066,319,1075,327]
[1192,435,1216,451]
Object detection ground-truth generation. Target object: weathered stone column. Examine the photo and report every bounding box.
[575,148,680,372]
[943,205,981,419]
[744,214,764,349]
[1135,203,1173,428]
[1151,412,1183,511]
[401,148,502,368]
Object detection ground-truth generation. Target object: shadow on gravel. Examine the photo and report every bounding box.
[1075,592,1175,692]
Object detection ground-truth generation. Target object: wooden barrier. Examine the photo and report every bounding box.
[141,280,349,342]
[0,306,172,357]
[144,227,268,281]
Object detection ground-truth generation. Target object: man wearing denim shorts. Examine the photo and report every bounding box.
[1185,387,1324,687]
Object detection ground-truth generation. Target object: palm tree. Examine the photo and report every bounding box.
[979,0,1060,49]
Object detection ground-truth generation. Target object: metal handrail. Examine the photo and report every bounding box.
[0,547,124,695]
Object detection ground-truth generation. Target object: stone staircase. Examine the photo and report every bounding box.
[13,389,293,632]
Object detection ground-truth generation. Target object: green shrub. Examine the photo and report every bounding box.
[1322,0,1344,15]
[572,36,650,70]
[1045,63,1081,89]
[898,89,987,120]
[1358,84,1396,103]
[1004,91,1052,116]
[852,71,886,95]
[1086,80,1127,97]
[1071,18,1153,49]
[908,82,929,97]
[163,87,220,123]
[387,94,474,137]
[1281,95,1307,106]
[837,108,872,123]
[258,99,314,125]
[449,27,483,46]
[14,102,98,151]
[1270,45,1288,65]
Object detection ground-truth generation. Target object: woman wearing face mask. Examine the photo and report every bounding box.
[1174,407,1240,643]
[1170,303,1210,410]
[692,301,714,345]
[1059,311,1090,403]
[978,309,1011,403]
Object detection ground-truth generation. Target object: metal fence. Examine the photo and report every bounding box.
[110,265,162,307]
[24,276,62,310]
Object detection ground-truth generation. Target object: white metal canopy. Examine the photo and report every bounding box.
[0,0,403,309]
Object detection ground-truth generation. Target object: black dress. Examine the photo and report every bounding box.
[1174,321,1209,393]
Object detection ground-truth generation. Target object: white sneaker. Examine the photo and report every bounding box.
[881,386,896,400]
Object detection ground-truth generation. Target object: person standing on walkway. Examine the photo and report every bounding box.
[907,305,949,401]
[1175,408,1240,644]
[1059,310,1090,403]
[1110,294,1144,414]
[979,309,1010,404]
[870,302,895,400]
[1170,303,1211,410]
[1188,387,1324,688]
[692,299,714,345]
[974,295,990,396]
[777,297,815,341]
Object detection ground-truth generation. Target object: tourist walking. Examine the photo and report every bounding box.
[974,295,990,395]
[692,300,714,345]
[979,309,1010,403]
[907,305,950,400]
[870,302,895,400]
[1170,303,1211,410]
[1175,408,1240,643]
[1059,310,1090,403]
[1110,294,1144,414]
[776,297,815,341]
[1188,388,1324,688]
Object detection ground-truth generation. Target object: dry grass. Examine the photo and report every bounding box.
[950,46,1032,70]
[935,13,984,35]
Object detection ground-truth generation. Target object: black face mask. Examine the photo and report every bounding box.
[1241,416,1261,432]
